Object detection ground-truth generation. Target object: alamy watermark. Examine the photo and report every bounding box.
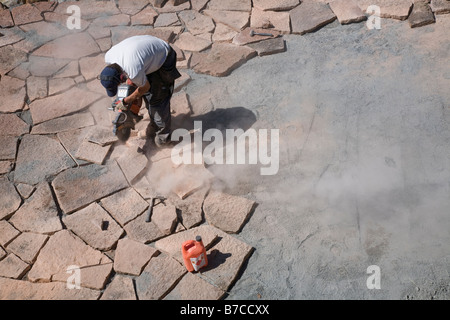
[171,121,280,176]
[366,5,382,30]
[367,265,381,290]
[66,265,81,290]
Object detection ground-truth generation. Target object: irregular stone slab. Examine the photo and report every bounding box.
[48,78,76,96]
[114,238,159,276]
[203,10,250,31]
[52,263,113,290]
[96,37,112,52]
[28,230,110,283]
[164,272,225,300]
[247,37,287,56]
[409,0,436,27]
[0,177,22,220]
[0,27,25,47]
[32,33,100,60]
[33,1,57,12]
[150,0,167,8]
[100,275,137,300]
[157,0,191,13]
[0,161,13,175]
[0,136,18,161]
[52,162,129,214]
[191,43,257,77]
[118,0,150,15]
[63,203,124,251]
[10,4,43,25]
[207,0,252,12]
[15,183,35,199]
[27,76,48,102]
[172,164,214,200]
[79,54,105,82]
[9,182,62,234]
[116,144,149,184]
[329,0,367,24]
[169,186,209,230]
[0,45,27,75]
[154,12,180,27]
[250,7,291,33]
[0,75,25,113]
[29,87,102,125]
[0,114,29,137]
[56,127,92,166]
[154,225,220,263]
[0,254,30,279]
[0,220,20,247]
[174,32,212,52]
[199,232,253,291]
[151,203,178,235]
[212,23,238,42]
[27,55,70,77]
[14,135,76,185]
[178,10,215,36]
[131,7,158,25]
[0,277,100,300]
[111,26,175,46]
[87,126,119,147]
[253,0,300,11]
[101,188,149,226]
[16,21,69,53]
[7,63,30,81]
[233,27,281,46]
[203,191,256,233]
[0,8,14,28]
[6,232,48,264]
[55,0,121,20]
[135,254,186,300]
[290,1,337,35]
[430,0,450,14]
[75,139,112,165]
[191,0,209,11]
[124,212,166,244]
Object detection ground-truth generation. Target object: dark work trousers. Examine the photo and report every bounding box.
[143,46,181,143]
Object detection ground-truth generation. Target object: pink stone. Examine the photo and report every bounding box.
[0,113,29,137]
[290,1,337,35]
[131,7,158,26]
[10,4,43,26]
[0,177,22,221]
[32,33,101,60]
[113,238,159,276]
[203,9,250,31]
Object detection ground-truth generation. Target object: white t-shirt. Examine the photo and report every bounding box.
[105,35,170,87]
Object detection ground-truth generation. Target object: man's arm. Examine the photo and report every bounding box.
[123,80,150,105]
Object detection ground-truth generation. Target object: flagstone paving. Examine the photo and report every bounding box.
[0,0,448,300]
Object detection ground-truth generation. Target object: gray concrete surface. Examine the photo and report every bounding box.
[185,15,450,300]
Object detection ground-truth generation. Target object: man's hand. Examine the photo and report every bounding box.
[115,100,128,111]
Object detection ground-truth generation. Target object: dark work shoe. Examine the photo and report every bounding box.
[154,136,167,148]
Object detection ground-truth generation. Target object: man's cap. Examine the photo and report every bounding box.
[99,66,121,97]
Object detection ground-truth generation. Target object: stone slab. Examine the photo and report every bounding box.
[430,0,450,14]
[0,136,18,161]
[247,37,287,56]
[10,4,43,25]
[131,7,158,25]
[52,263,113,290]
[0,253,30,279]
[0,220,20,247]
[9,182,63,235]
[290,1,337,35]
[253,0,300,11]
[157,0,191,13]
[0,8,14,28]
[27,55,70,77]
[232,27,281,46]
[0,45,27,75]
[0,27,25,47]
[0,114,28,137]
[191,43,257,77]
[75,139,112,165]
[55,0,121,20]
[250,7,291,33]
[203,10,250,31]
[56,127,92,166]
[53,60,79,78]
[0,161,13,175]
[63,203,124,251]
[174,32,212,52]
[79,54,106,82]
[116,144,149,184]
[207,0,252,12]
[6,232,48,264]
[31,112,94,135]
[170,186,209,230]
[191,0,209,11]
[203,191,255,234]
[16,21,69,53]
[29,87,102,125]
[212,23,238,42]
[0,177,21,220]
[28,230,111,282]
[329,0,367,24]
[113,238,159,276]
[100,274,137,300]
[48,77,76,96]
[151,202,178,235]
[118,0,150,15]
[86,126,119,147]
[164,272,225,300]
[154,12,180,27]
[135,254,187,300]
[123,211,166,244]
[178,10,216,35]
[101,188,149,226]
[14,134,76,185]
[0,277,100,300]
[15,183,35,199]
[26,76,48,102]
[52,162,129,214]
[409,0,436,27]
[32,32,100,60]
[0,75,25,113]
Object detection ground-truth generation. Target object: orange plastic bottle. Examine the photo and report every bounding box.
[182,236,208,272]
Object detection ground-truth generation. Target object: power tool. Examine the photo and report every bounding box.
[109,80,143,142]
